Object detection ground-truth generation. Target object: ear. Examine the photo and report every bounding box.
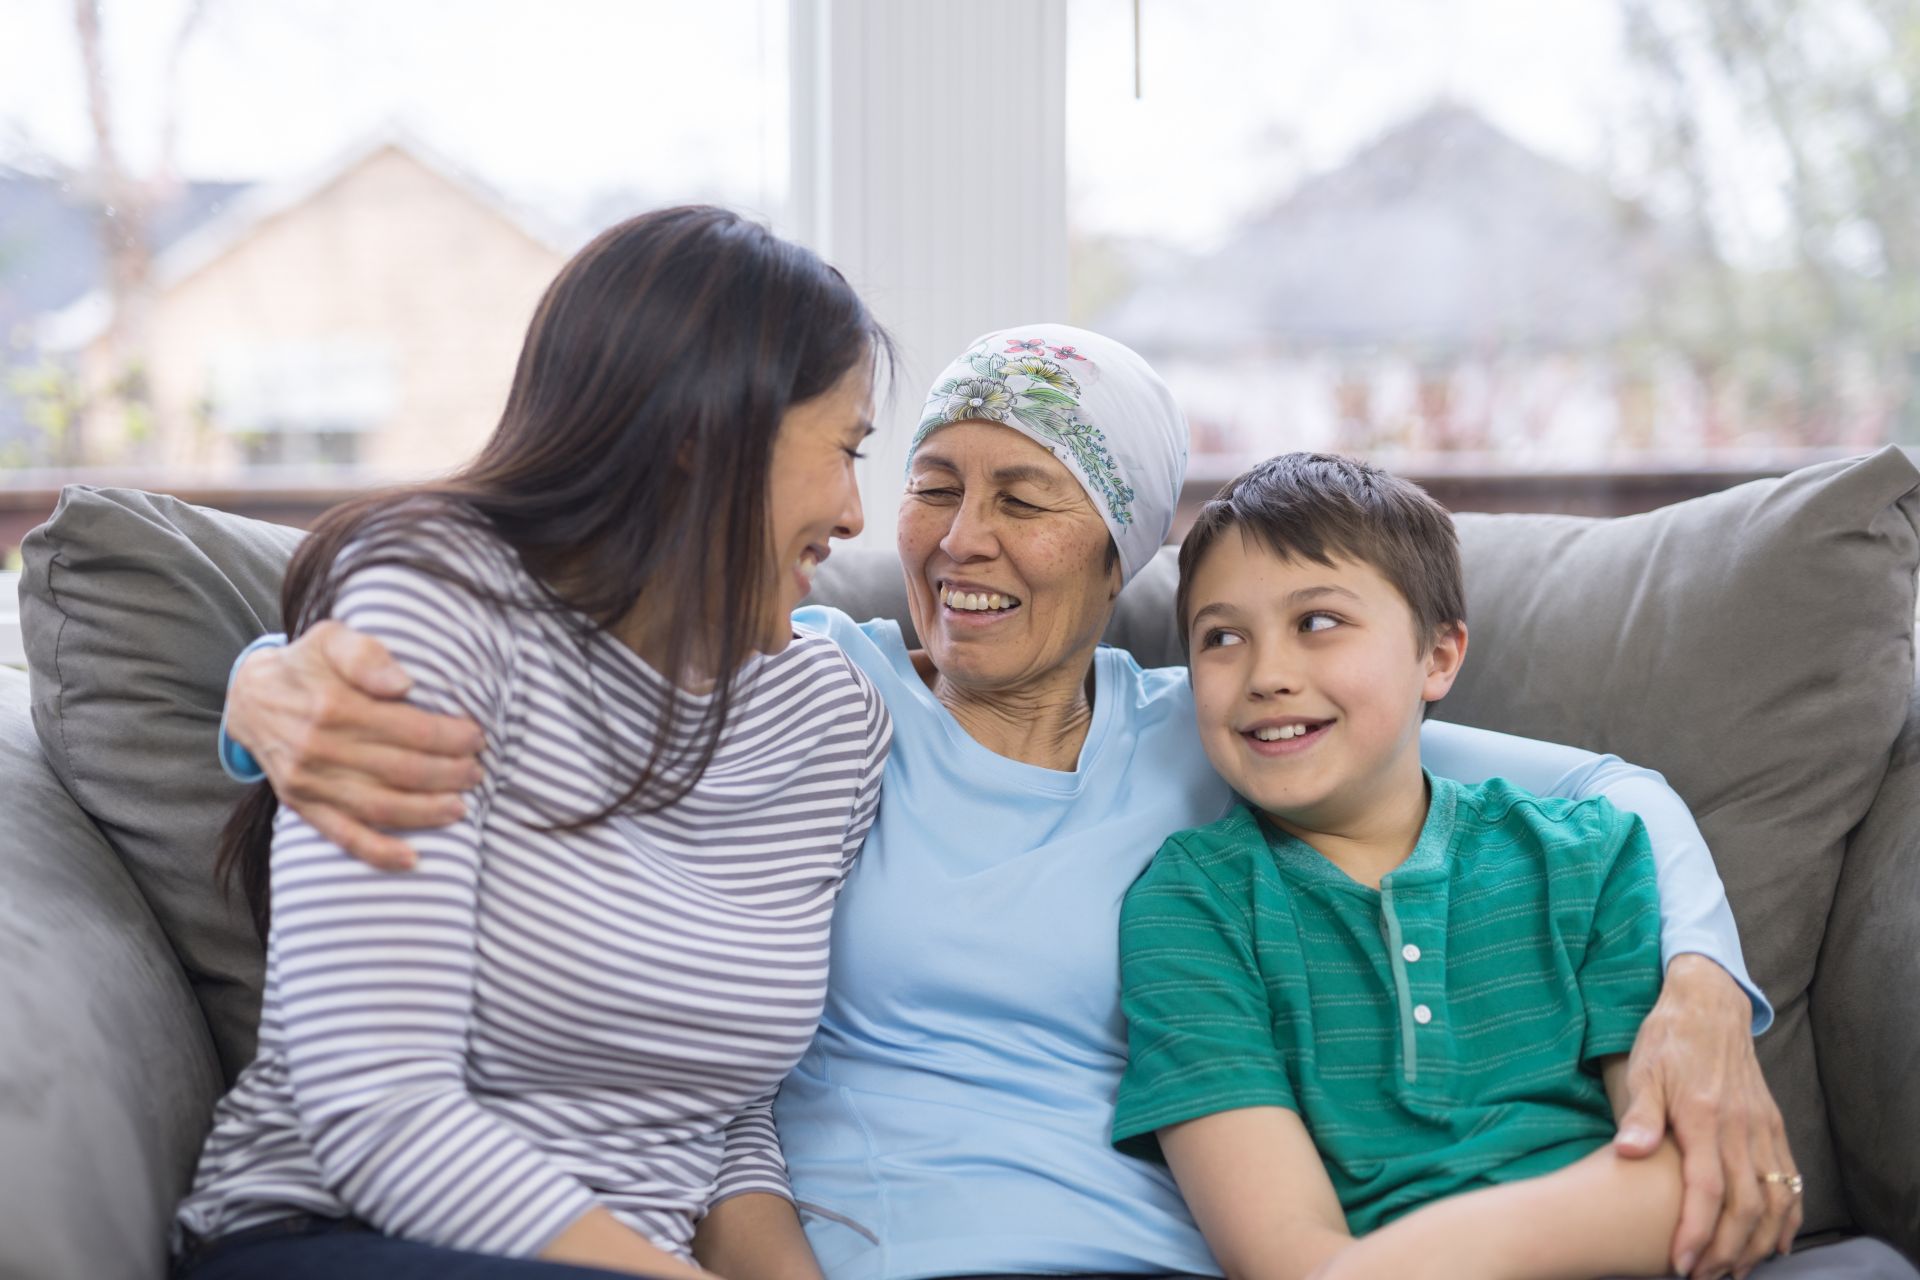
[1420,620,1468,704]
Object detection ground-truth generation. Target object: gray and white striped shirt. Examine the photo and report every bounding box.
[176,519,890,1261]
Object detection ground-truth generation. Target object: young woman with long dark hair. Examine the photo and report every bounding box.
[172,206,893,1280]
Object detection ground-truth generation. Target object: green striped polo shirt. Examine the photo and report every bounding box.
[1111,773,1661,1234]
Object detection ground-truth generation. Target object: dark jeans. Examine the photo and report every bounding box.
[175,1214,658,1280]
[176,1218,1917,1280]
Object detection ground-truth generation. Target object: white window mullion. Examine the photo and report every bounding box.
[788,0,1069,549]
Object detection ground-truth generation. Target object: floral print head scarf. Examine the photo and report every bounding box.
[910,323,1188,585]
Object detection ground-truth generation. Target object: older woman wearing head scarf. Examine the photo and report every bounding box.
[221,323,1781,1280]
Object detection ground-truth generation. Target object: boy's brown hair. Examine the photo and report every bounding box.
[1175,452,1465,654]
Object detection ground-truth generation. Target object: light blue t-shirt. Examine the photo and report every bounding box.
[776,607,1767,1280]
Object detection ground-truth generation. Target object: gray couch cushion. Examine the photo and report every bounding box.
[0,668,224,1280]
[19,486,302,1079]
[1431,448,1918,1236]
[1815,683,1920,1258]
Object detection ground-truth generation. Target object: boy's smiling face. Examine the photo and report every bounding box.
[1185,530,1467,840]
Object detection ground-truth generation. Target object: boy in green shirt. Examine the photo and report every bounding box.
[1112,453,1782,1280]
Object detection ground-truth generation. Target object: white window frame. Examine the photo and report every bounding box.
[787,0,1068,549]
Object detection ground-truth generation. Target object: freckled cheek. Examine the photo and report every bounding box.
[895,508,950,571]
[1013,528,1106,600]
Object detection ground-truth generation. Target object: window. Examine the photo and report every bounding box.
[0,0,787,492]
[1066,0,1917,477]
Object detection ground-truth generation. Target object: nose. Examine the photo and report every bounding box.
[1246,640,1303,700]
[939,493,1000,562]
[835,465,865,541]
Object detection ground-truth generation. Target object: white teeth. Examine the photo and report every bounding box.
[1252,724,1316,742]
[798,553,818,582]
[941,588,1019,612]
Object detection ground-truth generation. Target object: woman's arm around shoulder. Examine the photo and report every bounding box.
[1418,719,1766,1027]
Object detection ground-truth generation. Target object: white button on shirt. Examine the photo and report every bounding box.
[1413,1004,1434,1025]
[1402,943,1422,963]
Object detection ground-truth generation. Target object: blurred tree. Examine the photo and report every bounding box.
[49,0,212,465]
[1621,0,1919,444]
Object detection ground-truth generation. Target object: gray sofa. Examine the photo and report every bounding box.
[4,449,1918,1279]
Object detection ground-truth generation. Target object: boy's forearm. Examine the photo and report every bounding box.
[1314,1142,1682,1280]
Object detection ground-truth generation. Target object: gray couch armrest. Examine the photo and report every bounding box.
[0,669,223,1280]
[1813,680,1920,1261]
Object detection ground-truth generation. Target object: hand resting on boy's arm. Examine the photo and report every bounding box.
[1159,1059,1682,1280]
[1616,954,1801,1279]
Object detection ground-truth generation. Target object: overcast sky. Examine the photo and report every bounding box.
[1067,0,1652,247]
[0,0,1767,252]
[0,0,791,224]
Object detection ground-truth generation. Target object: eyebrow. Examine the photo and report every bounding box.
[1187,584,1364,630]
[1188,602,1237,630]
[1283,585,1363,606]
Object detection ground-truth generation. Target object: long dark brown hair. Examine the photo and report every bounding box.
[218,205,888,940]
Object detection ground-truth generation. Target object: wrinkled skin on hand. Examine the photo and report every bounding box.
[1613,954,1800,1280]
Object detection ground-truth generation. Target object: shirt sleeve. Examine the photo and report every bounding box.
[272,557,599,1257]
[1577,809,1665,1065]
[216,632,287,783]
[836,661,892,874]
[708,653,892,1208]
[1111,840,1296,1160]
[1420,719,1771,1033]
[709,1089,791,1206]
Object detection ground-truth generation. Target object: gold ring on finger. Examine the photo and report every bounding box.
[1759,1171,1804,1196]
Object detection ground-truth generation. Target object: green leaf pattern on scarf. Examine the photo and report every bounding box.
[913,341,1137,526]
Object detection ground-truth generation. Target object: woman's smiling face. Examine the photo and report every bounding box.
[899,420,1122,695]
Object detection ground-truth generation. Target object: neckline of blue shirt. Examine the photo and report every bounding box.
[865,616,1129,797]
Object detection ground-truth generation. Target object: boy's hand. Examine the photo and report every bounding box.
[1613,954,1800,1280]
